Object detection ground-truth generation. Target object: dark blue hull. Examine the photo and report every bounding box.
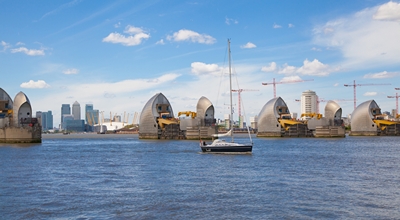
[201,145,252,153]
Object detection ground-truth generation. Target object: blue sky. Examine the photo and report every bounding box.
[1,0,400,127]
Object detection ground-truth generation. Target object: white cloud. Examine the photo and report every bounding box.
[334,83,339,86]
[63,68,79,75]
[156,39,165,45]
[296,59,330,76]
[261,62,277,72]
[278,63,297,75]
[240,42,256,49]
[167,29,216,44]
[191,62,222,75]
[102,25,150,46]
[273,23,282,28]
[364,92,377,96]
[11,47,45,56]
[1,41,10,52]
[311,47,321,51]
[281,75,303,82]
[363,71,400,79]
[373,1,400,22]
[225,17,238,25]
[114,22,121,28]
[261,59,336,76]
[20,80,50,89]
[288,23,294,28]
[312,2,400,68]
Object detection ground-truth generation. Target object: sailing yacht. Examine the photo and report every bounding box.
[200,40,253,153]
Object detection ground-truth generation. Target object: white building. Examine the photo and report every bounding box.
[301,90,318,115]
[72,101,81,120]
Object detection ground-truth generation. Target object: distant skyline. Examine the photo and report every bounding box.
[1,0,400,126]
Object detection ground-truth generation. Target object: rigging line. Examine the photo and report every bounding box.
[215,43,229,110]
[230,50,253,143]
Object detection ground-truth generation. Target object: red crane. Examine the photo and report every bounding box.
[344,80,390,110]
[262,78,313,98]
[388,88,400,116]
[232,89,259,118]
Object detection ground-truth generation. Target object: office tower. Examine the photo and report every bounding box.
[301,90,318,114]
[72,101,81,120]
[46,110,53,129]
[36,111,42,126]
[61,104,71,123]
[85,104,93,124]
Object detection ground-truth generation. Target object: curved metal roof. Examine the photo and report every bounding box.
[12,91,32,126]
[196,96,214,120]
[139,93,174,135]
[0,88,13,108]
[324,100,342,121]
[257,97,289,133]
[351,100,379,133]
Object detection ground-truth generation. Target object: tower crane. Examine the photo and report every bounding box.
[344,80,390,110]
[262,78,313,98]
[388,88,400,117]
[232,89,259,120]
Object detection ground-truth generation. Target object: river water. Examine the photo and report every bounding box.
[1,134,400,219]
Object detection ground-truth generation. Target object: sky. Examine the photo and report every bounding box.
[1,0,400,127]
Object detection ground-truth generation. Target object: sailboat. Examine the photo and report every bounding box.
[200,39,253,153]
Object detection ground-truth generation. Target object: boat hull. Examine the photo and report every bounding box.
[200,145,252,153]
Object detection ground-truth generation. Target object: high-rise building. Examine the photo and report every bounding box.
[85,104,93,124]
[46,110,53,129]
[72,101,81,120]
[61,104,71,123]
[37,110,53,130]
[301,90,318,115]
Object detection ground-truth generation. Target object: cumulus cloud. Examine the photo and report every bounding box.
[20,80,50,89]
[278,63,297,75]
[261,59,336,76]
[167,29,216,44]
[63,68,79,75]
[225,17,238,25]
[280,75,303,82]
[240,42,256,49]
[288,23,295,28]
[102,25,150,46]
[261,62,277,72]
[297,59,330,76]
[364,92,377,96]
[191,62,222,75]
[312,1,400,68]
[373,1,400,22]
[273,23,282,28]
[363,71,400,79]
[11,47,45,56]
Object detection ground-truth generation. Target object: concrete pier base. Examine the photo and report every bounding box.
[0,125,42,143]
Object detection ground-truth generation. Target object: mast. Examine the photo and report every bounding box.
[228,39,234,143]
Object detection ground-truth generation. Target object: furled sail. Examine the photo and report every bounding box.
[212,129,232,137]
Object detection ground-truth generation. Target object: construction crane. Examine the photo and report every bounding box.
[388,88,400,117]
[262,78,314,98]
[344,80,390,110]
[232,89,259,120]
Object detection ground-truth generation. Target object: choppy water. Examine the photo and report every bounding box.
[1,134,400,219]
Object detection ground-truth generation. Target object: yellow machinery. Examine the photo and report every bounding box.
[373,119,399,131]
[157,118,178,130]
[178,111,197,118]
[278,113,302,131]
[301,113,323,119]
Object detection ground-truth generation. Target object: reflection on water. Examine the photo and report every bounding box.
[1,134,400,219]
